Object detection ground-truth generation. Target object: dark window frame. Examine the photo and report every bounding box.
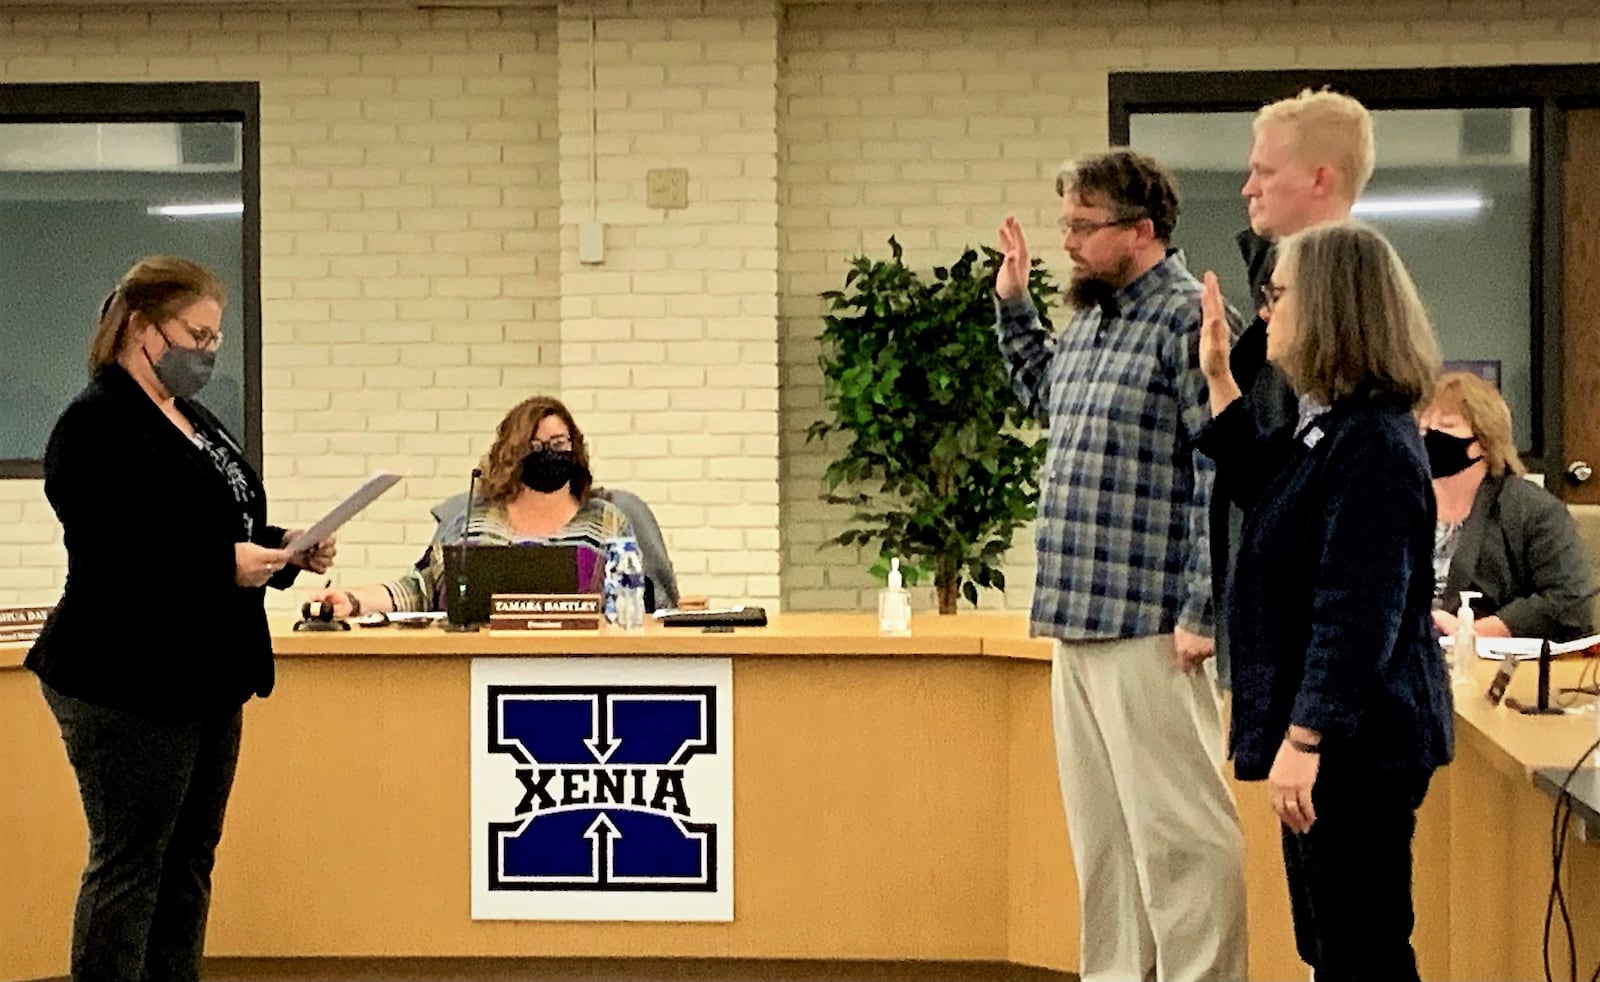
[1109,64,1600,475]
[0,81,261,478]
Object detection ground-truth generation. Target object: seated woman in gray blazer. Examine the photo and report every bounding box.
[1425,371,1594,641]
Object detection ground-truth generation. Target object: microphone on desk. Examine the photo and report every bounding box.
[1506,638,1573,716]
[443,467,482,633]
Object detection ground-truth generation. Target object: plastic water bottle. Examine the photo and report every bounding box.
[602,538,622,623]
[613,537,646,631]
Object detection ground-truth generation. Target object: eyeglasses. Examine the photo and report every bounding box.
[530,435,574,453]
[1259,283,1290,311]
[167,315,223,351]
[1059,216,1138,238]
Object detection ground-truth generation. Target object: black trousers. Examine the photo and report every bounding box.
[42,681,243,982]
[1281,762,1433,982]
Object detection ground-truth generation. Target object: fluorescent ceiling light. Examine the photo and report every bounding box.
[147,201,243,217]
[1351,195,1486,217]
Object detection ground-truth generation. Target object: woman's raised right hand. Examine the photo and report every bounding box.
[1199,271,1235,385]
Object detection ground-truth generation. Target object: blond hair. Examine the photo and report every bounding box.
[1429,372,1524,477]
[1276,220,1439,409]
[88,255,227,374]
[1255,87,1376,200]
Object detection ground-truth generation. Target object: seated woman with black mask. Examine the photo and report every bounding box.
[312,395,631,617]
[1424,371,1593,641]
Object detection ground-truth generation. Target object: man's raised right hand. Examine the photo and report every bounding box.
[996,215,1031,301]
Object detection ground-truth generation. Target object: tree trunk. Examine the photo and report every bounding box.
[935,557,959,615]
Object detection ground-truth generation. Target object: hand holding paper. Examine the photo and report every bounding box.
[283,472,402,556]
[287,532,338,574]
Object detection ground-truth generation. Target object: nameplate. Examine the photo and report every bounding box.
[489,593,602,632]
[0,605,51,644]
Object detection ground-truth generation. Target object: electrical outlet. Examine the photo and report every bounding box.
[646,168,689,210]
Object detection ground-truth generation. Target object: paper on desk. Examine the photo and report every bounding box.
[1441,633,1600,661]
[283,471,402,555]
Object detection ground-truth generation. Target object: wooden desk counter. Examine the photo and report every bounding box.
[4,618,1599,982]
[1,614,1077,982]
[268,611,1046,660]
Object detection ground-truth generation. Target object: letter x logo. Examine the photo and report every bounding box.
[485,685,719,892]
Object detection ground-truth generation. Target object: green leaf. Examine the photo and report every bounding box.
[811,237,1058,610]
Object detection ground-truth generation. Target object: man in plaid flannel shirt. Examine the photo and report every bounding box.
[994,149,1246,981]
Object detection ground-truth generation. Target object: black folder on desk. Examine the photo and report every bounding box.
[657,606,768,628]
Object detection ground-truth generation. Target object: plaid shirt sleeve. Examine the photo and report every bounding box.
[993,292,1054,424]
[1163,301,1244,637]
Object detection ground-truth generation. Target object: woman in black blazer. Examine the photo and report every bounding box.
[1196,222,1453,982]
[25,256,334,982]
[1424,370,1593,642]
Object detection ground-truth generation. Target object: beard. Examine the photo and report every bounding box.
[1067,253,1136,314]
[1067,275,1119,314]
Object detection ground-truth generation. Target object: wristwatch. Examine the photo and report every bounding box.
[1287,734,1321,754]
[344,591,363,617]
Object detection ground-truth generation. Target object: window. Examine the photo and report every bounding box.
[1129,107,1535,449]
[1105,66,1600,474]
[0,83,259,478]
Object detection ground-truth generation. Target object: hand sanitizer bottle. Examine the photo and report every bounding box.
[878,558,912,637]
[1454,590,1482,684]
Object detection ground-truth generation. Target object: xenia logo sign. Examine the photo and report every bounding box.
[470,658,733,921]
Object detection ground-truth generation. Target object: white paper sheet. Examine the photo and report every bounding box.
[284,471,402,555]
[1441,633,1600,661]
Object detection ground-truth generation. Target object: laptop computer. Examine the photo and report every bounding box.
[441,543,603,626]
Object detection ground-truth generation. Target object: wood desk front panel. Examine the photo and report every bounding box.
[1,633,1081,975]
[6,620,1600,982]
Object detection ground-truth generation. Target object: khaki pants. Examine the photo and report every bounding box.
[1050,635,1247,982]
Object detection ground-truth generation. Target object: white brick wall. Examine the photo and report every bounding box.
[554,0,782,605]
[4,0,1600,616]
[0,6,561,612]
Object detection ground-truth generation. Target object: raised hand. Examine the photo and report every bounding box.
[1199,271,1233,383]
[995,215,1031,301]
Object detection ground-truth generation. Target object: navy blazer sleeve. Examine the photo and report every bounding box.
[1290,422,1430,739]
[1195,396,1280,511]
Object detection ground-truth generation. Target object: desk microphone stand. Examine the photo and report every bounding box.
[1514,639,1566,715]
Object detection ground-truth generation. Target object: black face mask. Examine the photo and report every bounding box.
[520,449,577,493]
[1424,429,1483,479]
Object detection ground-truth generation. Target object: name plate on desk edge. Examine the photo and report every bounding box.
[489,593,601,631]
[0,605,50,644]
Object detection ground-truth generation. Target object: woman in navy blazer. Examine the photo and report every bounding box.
[26,256,334,982]
[1196,222,1453,982]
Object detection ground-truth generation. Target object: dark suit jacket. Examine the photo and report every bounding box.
[26,364,299,718]
[1199,396,1454,781]
[1210,230,1298,685]
[1440,474,1594,641]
